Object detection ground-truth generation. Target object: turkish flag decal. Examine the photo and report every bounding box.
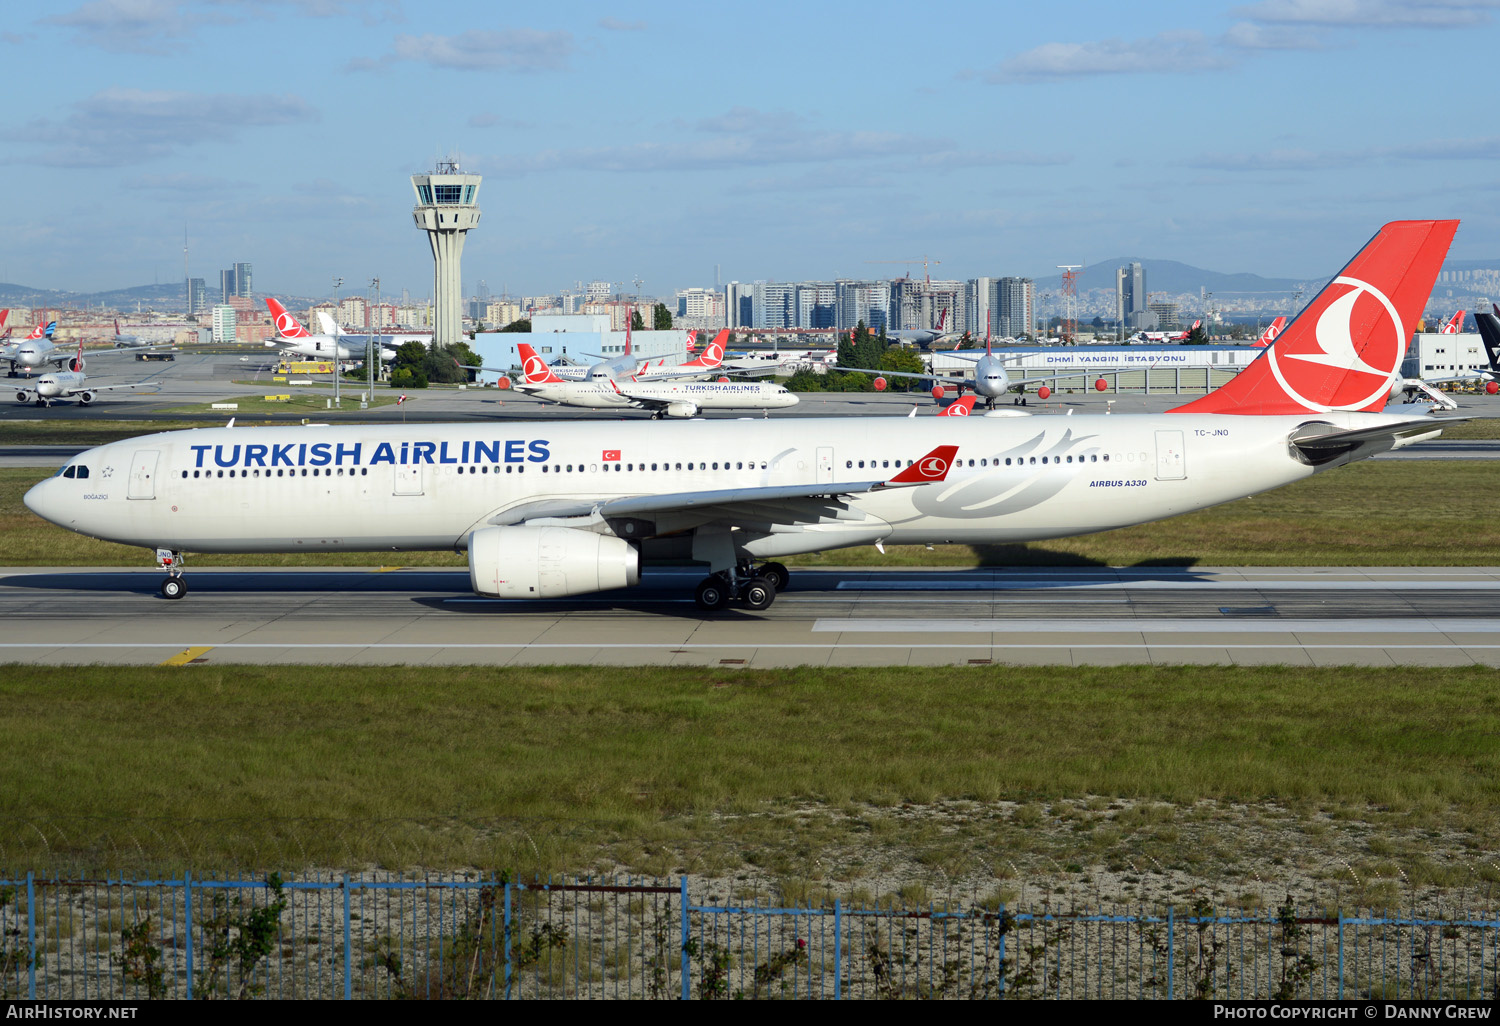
[602,450,621,461]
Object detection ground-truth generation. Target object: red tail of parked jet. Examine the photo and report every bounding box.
[680,329,728,369]
[265,297,311,339]
[938,395,977,417]
[1440,309,1466,334]
[1172,219,1458,416]
[1253,316,1288,348]
[516,342,565,384]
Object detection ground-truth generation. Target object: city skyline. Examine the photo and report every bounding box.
[5,1,1500,299]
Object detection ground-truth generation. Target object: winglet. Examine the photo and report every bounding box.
[886,444,959,484]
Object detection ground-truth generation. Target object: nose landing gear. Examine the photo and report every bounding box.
[156,548,187,600]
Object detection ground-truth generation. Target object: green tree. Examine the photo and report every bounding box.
[653,303,673,330]
[1184,323,1208,344]
[500,318,531,333]
[879,346,926,392]
[957,331,976,350]
[630,309,645,331]
[782,369,825,392]
[391,366,428,388]
[393,341,426,372]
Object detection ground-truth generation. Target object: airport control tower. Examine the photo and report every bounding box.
[411,161,482,347]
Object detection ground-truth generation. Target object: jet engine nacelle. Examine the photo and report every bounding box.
[78,391,95,405]
[1094,378,1108,392]
[468,525,640,599]
[872,376,887,391]
[664,401,699,418]
[68,356,85,373]
[1037,385,1051,400]
[1488,381,1499,396]
[931,385,945,401]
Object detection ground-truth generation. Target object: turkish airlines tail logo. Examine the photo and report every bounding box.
[266,297,310,338]
[685,329,728,368]
[517,343,563,383]
[1170,220,1459,416]
[887,444,959,484]
[1254,316,1288,348]
[24,322,43,340]
[1440,310,1465,334]
[938,396,977,417]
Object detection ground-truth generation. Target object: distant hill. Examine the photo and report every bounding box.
[1033,260,1315,297]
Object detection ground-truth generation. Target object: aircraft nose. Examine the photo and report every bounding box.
[24,477,73,529]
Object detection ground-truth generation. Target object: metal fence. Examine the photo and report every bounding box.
[0,873,1496,1000]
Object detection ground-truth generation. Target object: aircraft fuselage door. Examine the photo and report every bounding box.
[1154,430,1186,481]
[816,446,834,484]
[127,449,159,500]
[394,464,423,495]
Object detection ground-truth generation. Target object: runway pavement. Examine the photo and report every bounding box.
[2,565,1497,668]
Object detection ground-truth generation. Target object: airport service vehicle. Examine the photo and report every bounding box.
[25,221,1459,611]
[512,342,798,418]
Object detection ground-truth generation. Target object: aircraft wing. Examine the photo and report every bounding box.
[59,381,161,397]
[487,445,961,535]
[834,365,974,387]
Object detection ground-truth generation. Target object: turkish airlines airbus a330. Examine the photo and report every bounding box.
[26,220,1460,610]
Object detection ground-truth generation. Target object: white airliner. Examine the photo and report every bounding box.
[838,335,1129,407]
[264,298,398,362]
[14,338,159,406]
[511,342,797,418]
[12,323,161,376]
[25,221,1459,611]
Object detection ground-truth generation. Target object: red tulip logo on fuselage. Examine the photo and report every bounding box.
[1267,276,1404,411]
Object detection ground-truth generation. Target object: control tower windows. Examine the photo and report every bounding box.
[435,185,463,204]
[463,185,475,204]
[417,184,433,204]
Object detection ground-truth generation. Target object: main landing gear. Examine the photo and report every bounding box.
[156,548,186,600]
[693,561,790,612]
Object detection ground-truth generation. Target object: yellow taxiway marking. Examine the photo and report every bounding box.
[160,646,213,667]
[375,566,407,573]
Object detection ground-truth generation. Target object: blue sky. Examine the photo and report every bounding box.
[5,0,1499,301]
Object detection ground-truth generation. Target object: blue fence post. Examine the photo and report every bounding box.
[25,873,34,1000]
[1167,905,1175,1000]
[503,882,512,1000]
[680,877,690,1001]
[184,870,193,1000]
[833,900,842,1001]
[1337,912,1345,1001]
[997,904,1006,999]
[343,874,352,1000]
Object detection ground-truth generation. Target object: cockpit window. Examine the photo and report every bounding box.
[60,465,89,479]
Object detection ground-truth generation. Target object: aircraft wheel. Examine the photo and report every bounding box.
[695,575,731,611]
[758,562,790,591]
[160,577,187,600]
[35,398,48,407]
[739,576,776,611]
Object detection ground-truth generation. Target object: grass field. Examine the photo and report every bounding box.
[157,393,400,416]
[1,664,1497,902]
[2,457,1497,568]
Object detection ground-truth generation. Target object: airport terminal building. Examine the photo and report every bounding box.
[930,345,1262,392]
[468,314,692,383]
[1402,333,1488,382]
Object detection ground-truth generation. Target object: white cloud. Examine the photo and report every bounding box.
[1232,0,1497,28]
[989,31,1233,81]
[355,28,574,72]
[24,88,317,168]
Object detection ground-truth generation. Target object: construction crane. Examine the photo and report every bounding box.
[864,256,942,285]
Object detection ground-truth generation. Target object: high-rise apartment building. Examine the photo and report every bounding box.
[998,277,1034,338]
[1117,262,1155,331]
[186,278,208,316]
[210,304,237,343]
[796,283,838,329]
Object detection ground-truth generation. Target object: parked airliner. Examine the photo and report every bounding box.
[25,221,1460,612]
[14,338,158,406]
[511,342,797,418]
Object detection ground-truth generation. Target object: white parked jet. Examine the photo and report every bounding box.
[14,338,159,406]
[264,298,397,362]
[25,221,1460,612]
[512,342,797,418]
